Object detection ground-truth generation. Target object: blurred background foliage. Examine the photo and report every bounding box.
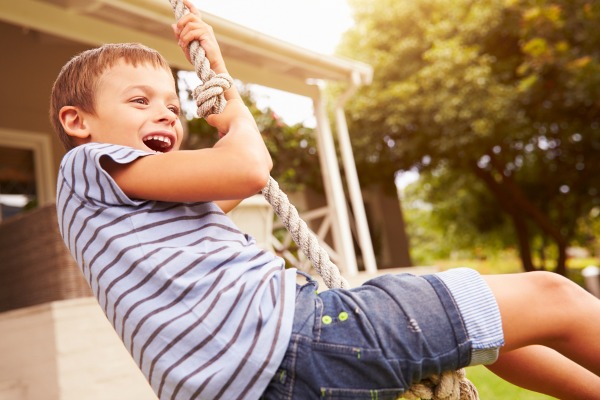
[180,87,323,193]
[337,0,600,274]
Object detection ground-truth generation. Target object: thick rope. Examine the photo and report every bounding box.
[168,1,478,399]
[401,369,479,400]
[262,177,350,289]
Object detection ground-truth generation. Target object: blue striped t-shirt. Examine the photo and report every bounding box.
[56,143,297,400]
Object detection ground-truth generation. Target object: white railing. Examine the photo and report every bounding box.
[229,196,340,273]
[271,206,341,273]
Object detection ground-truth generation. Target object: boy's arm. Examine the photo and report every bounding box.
[215,199,245,214]
[104,98,272,203]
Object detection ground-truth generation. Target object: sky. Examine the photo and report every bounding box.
[191,0,354,125]
[197,0,353,55]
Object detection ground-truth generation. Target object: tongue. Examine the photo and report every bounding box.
[145,138,168,152]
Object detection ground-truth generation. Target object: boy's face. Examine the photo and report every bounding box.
[80,60,183,153]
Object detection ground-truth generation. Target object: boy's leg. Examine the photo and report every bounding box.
[487,345,600,400]
[483,271,600,374]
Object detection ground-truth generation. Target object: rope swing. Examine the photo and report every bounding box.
[168,1,478,398]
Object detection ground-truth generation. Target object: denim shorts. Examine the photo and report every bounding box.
[261,269,503,400]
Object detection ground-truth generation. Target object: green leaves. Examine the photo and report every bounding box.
[339,0,600,271]
[182,87,321,193]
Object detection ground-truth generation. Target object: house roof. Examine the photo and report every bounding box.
[1,0,373,97]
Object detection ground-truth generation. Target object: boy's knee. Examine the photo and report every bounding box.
[528,271,581,303]
[526,271,593,344]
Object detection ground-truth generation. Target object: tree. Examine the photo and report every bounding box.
[402,167,515,265]
[339,0,600,274]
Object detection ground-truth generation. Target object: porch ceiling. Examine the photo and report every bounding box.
[0,0,372,97]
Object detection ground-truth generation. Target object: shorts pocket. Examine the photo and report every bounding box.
[307,343,407,400]
[320,387,404,400]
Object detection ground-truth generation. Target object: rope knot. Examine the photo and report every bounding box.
[399,368,477,400]
[192,73,234,117]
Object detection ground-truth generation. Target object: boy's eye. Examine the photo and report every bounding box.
[168,105,181,115]
[132,97,148,105]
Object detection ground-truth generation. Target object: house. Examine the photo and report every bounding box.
[0,1,382,398]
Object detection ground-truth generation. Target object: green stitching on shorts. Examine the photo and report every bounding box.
[322,315,333,325]
[354,348,361,359]
[338,311,348,321]
[279,370,286,383]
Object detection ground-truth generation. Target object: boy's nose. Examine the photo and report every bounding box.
[156,107,177,125]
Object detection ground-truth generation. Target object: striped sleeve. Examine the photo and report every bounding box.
[60,143,151,207]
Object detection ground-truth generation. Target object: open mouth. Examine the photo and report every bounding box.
[143,134,174,153]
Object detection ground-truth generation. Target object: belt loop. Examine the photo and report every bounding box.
[297,270,318,289]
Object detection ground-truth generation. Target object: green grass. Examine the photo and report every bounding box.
[397,366,557,399]
[465,365,557,399]
[434,256,522,274]
[396,367,557,399]
[434,251,600,277]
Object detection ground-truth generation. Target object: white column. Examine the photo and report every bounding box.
[312,91,358,276]
[334,94,378,274]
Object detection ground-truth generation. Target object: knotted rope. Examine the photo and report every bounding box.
[169,1,478,398]
[262,177,350,289]
[170,0,233,117]
[402,369,479,400]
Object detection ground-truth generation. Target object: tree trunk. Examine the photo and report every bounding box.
[555,241,567,276]
[361,180,413,268]
[472,166,534,271]
[508,211,536,272]
[473,160,570,276]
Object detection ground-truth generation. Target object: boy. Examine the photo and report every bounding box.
[51,1,600,399]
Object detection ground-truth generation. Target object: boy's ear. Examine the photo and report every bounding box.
[59,106,91,141]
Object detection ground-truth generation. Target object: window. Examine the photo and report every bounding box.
[0,129,54,222]
[0,146,36,219]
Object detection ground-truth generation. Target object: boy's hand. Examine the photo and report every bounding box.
[172,0,227,75]
[207,98,273,172]
[206,99,256,138]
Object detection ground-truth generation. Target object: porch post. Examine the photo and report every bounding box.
[312,88,358,276]
[334,75,378,274]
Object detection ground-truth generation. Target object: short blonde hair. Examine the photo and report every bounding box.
[49,43,173,150]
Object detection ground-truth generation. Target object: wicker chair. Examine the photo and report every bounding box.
[0,203,92,313]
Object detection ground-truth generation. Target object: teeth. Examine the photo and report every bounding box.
[143,135,172,147]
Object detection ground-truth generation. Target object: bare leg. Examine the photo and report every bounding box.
[487,345,600,400]
[483,271,600,375]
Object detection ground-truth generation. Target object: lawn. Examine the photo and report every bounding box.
[397,366,556,399]
[465,365,556,399]
[434,252,599,286]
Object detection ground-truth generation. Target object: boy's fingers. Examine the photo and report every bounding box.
[175,11,206,36]
[183,0,200,15]
[175,12,193,31]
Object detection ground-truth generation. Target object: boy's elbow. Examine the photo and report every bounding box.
[247,159,271,193]
[251,173,270,194]
[241,172,268,196]
[233,146,272,196]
